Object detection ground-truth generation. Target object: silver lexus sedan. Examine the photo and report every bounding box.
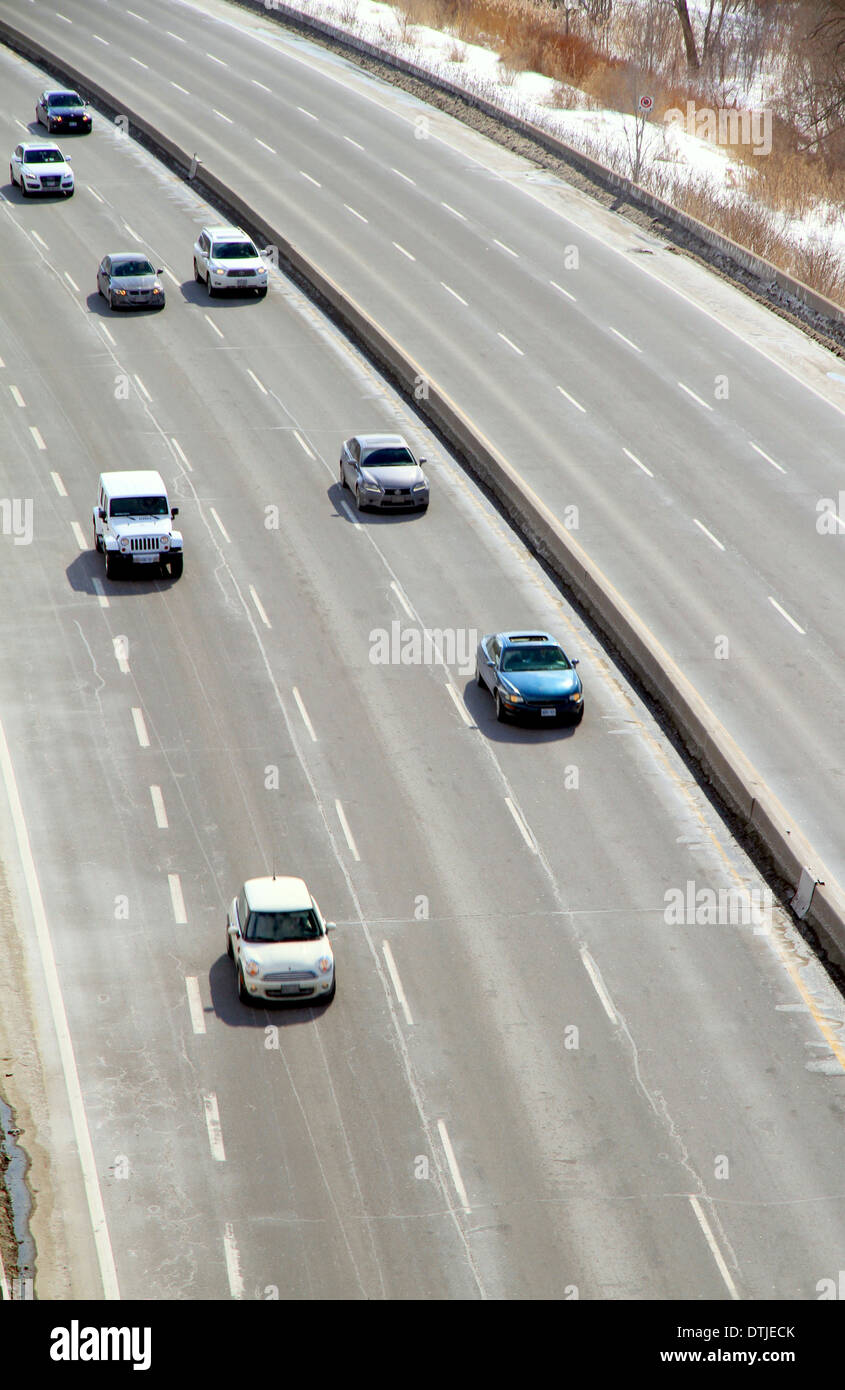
[339,433,429,512]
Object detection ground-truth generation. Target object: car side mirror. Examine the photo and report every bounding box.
[419,457,427,464]
[98,508,105,521]
[156,268,164,275]
[325,921,337,933]
[572,658,580,666]
[65,155,72,162]
[171,507,179,518]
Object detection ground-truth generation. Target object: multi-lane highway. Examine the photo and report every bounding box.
[1,11,845,1303]
[3,0,845,895]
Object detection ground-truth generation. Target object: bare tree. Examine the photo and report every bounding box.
[670,1,750,74]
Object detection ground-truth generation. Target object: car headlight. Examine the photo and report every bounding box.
[412,482,428,492]
[242,955,260,977]
[152,287,163,294]
[160,536,170,550]
[115,288,127,296]
[570,691,582,703]
[119,538,130,553]
[360,478,381,492]
[318,957,332,974]
[501,689,524,703]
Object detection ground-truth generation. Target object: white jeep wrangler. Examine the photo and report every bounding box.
[93,470,183,579]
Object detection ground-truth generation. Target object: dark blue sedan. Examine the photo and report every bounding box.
[475,631,583,723]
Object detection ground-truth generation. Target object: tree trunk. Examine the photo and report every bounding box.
[673,0,701,71]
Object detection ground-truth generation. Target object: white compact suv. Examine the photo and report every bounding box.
[227,877,336,1005]
[10,142,74,196]
[93,470,183,579]
[193,224,268,297]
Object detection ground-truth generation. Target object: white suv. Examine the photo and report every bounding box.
[93,470,183,579]
[10,142,73,197]
[193,225,268,297]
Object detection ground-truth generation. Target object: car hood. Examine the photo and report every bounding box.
[110,275,160,290]
[502,669,581,699]
[25,159,71,173]
[213,256,265,270]
[111,516,170,534]
[243,938,333,974]
[50,104,86,116]
[362,464,423,488]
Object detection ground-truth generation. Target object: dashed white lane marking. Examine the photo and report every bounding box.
[335,799,361,862]
[437,1120,470,1213]
[610,327,642,352]
[344,203,368,223]
[130,56,148,69]
[98,322,115,345]
[150,785,168,829]
[768,596,806,635]
[223,1223,244,1298]
[292,686,317,742]
[87,186,104,204]
[247,368,267,394]
[494,237,519,257]
[249,585,271,628]
[213,109,233,124]
[390,580,415,619]
[166,30,186,42]
[169,873,187,925]
[203,1093,226,1160]
[207,52,227,65]
[133,374,151,402]
[293,430,314,457]
[31,231,48,250]
[29,427,46,450]
[693,518,725,552]
[497,332,523,356]
[251,78,271,92]
[123,222,140,241]
[126,8,148,19]
[623,447,653,477]
[204,312,224,338]
[50,472,67,496]
[344,135,364,150]
[131,707,150,748]
[504,797,538,852]
[185,977,206,1035]
[579,946,618,1023]
[689,1196,740,1300]
[91,578,109,609]
[338,498,358,525]
[446,682,474,728]
[112,636,130,673]
[750,441,786,474]
[0,713,120,1298]
[441,282,468,305]
[550,278,576,301]
[55,10,72,21]
[382,941,414,1026]
[70,521,86,550]
[170,81,190,95]
[210,508,230,543]
[557,385,585,413]
[297,105,318,119]
[678,381,713,411]
[64,271,80,292]
[441,202,466,219]
[393,242,416,261]
[391,167,415,184]
[298,168,319,184]
[9,386,24,408]
[170,437,192,472]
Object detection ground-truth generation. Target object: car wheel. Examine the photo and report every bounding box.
[207,274,215,298]
[104,549,120,579]
[339,462,346,489]
[169,554,183,579]
[64,188,73,198]
[355,486,366,512]
[475,665,485,688]
[322,974,336,1004]
[256,287,267,298]
[93,523,103,554]
[236,963,251,1006]
[19,180,28,199]
[226,929,233,959]
[495,691,507,722]
[109,291,117,311]
[193,258,201,283]
[572,704,584,724]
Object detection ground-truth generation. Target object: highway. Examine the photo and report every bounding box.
[3,0,845,896]
[0,19,844,1302]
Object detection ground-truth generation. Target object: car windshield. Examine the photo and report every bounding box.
[112,260,155,277]
[212,241,259,259]
[110,496,169,517]
[244,909,321,943]
[25,149,63,163]
[501,645,571,672]
[50,93,83,107]
[363,446,415,467]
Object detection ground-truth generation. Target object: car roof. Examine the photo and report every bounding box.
[45,89,83,99]
[100,470,168,496]
[500,631,557,646]
[106,251,153,265]
[243,877,313,912]
[19,142,63,153]
[204,225,252,240]
[355,433,411,451]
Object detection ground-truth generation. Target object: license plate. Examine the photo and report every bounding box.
[541,707,557,717]
[134,554,158,563]
[281,983,304,995]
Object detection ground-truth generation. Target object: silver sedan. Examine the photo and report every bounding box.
[97,253,166,311]
[339,433,429,512]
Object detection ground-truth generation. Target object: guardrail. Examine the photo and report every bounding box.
[2,12,844,969]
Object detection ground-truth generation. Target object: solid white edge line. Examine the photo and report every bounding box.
[168,873,187,925]
[150,785,168,829]
[504,797,537,852]
[688,1195,741,1300]
[382,941,414,1026]
[223,1223,244,1297]
[185,977,206,1034]
[579,946,618,1024]
[768,596,806,635]
[693,518,725,551]
[292,686,318,742]
[0,715,120,1297]
[437,1120,470,1213]
[335,799,360,861]
[203,1092,226,1160]
[249,585,271,628]
[131,707,149,748]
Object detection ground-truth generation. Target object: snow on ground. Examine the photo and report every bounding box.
[272,0,844,270]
